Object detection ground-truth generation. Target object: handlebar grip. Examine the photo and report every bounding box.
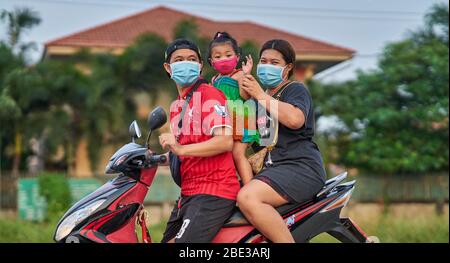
[148,154,166,164]
[158,155,167,164]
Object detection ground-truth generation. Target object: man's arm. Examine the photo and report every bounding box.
[179,127,233,157]
[159,127,233,157]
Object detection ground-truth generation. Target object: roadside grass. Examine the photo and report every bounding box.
[310,213,449,243]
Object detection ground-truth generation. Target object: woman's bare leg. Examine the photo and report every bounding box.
[237,180,295,243]
[233,142,253,185]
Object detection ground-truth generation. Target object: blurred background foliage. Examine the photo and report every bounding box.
[37,172,71,220]
[309,2,449,176]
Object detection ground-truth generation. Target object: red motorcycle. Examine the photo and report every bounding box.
[54,107,377,243]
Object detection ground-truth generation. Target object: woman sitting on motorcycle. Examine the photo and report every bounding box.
[237,39,326,243]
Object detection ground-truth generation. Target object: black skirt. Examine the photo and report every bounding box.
[255,160,326,203]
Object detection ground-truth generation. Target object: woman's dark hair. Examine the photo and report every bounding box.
[259,39,296,78]
[207,32,241,65]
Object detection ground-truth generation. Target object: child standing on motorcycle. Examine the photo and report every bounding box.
[208,32,259,185]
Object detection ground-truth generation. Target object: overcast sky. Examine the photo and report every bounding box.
[0,0,447,82]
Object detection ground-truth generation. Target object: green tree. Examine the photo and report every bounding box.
[0,7,41,175]
[117,33,169,97]
[2,60,92,174]
[0,44,22,123]
[173,18,202,44]
[76,51,134,174]
[311,3,449,175]
[0,7,41,57]
[67,34,171,173]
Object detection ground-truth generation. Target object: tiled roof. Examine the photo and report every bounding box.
[45,6,354,56]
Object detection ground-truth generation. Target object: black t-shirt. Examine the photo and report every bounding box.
[278,81,314,139]
[253,82,326,178]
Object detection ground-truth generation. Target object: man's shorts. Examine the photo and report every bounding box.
[160,194,236,243]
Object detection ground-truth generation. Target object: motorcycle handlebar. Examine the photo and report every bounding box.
[147,154,167,165]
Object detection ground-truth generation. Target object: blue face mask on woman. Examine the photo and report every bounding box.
[256,64,286,89]
[170,61,201,87]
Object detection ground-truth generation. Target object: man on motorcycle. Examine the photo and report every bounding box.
[157,39,241,243]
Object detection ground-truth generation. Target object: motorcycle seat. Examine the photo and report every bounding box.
[222,172,349,228]
[223,202,303,227]
[223,208,249,227]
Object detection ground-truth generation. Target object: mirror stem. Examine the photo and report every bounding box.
[145,131,152,149]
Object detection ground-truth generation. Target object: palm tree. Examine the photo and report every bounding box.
[0,7,40,177]
[0,7,41,53]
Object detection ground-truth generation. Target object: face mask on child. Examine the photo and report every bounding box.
[170,61,201,87]
[211,56,238,75]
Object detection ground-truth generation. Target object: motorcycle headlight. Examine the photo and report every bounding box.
[114,154,129,166]
[55,199,106,242]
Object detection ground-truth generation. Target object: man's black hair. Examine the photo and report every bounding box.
[165,38,202,63]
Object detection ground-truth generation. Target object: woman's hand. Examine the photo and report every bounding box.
[241,74,266,100]
[242,55,253,75]
[159,133,184,155]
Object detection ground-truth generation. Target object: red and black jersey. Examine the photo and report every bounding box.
[169,81,240,200]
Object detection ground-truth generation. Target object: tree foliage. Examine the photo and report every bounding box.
[0,7,41,59]
[310,3,449,174]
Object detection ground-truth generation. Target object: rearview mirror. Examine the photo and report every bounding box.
[128,120,141,143]
[145,106,167,148]
[147,106,167,131]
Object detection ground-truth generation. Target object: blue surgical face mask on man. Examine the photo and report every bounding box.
[256,64,286,89]
[170,61,201,87]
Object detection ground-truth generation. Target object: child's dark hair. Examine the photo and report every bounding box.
[260,39,296,78]
[207,32,241,65]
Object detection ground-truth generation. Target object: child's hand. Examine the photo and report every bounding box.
[242,55,253,75]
